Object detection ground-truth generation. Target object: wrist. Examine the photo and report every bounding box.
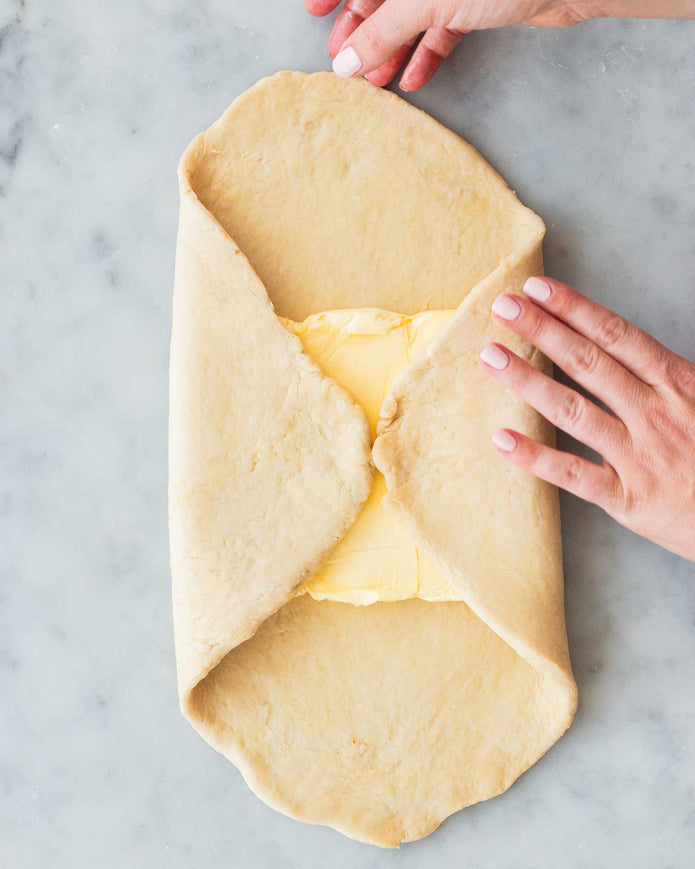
[588,0,695,19]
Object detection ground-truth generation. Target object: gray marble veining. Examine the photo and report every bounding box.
[1,1,694,866]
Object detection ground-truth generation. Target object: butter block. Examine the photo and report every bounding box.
[283,309,461,605]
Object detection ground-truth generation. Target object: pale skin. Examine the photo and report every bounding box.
[305,0,695,560]
[482,278,695,562]
[305,0,695,91]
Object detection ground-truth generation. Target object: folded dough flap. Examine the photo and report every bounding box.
[170,187,374,696]
[374,247,576,690]
[170,71,577,848]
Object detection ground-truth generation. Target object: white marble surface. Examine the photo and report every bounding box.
[2,1,694,866]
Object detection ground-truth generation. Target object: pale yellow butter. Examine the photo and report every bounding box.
[283,309,462,605]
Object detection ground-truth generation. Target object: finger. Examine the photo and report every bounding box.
[491,292,648,420]
[479,343,628,459]
[305,0,343,17]
[332,0,428,78]
[491,429,623,514]
[399,26,465,91]
[523,276,672,388]
[365,39,416,86]
[328,0,383,57]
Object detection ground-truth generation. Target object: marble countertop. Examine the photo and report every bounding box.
[2,1,694,866]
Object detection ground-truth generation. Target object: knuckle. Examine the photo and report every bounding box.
[615,475,650,523]
[523,307,546,344]
[507,359,531,390]
[562,4,599,26]
[621,486,642,518]
[556,393,585,430]
[557,288,582,319]
[601,463,627,515]
[665,358,695,399]
[445,0,474,29]
[560,455,584,490]
[647,403,685,444]
[594,313,629,350]
[567,341,601,377]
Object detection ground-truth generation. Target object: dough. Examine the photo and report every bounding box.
[170,71,577,847]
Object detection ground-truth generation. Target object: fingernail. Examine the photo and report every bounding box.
[492,430,517,453]
[524,277,552,302]
[480,344,510,370]
[491,295,521,321]
[333,46,362,78]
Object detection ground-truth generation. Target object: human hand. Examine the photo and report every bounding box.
[304,0,600,91]
[479,277,695,561]
[305,1,695,91]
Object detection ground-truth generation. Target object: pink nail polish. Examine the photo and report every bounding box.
[333,46,362,78]
[491,295,521,321]
[524,277,552,302]
[479,344,510,370]
[492,430,517,452]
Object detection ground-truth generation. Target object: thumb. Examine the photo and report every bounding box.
[332,0,430,78]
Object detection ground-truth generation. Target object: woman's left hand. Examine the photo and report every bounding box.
[479,276,695,561]
[304,0,596,91]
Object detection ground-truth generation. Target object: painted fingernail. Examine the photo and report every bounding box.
[491,295,521,321]
[333,46,362,78]
[492,430,517,452]
[524,277,552,302]
[480,344,510,370]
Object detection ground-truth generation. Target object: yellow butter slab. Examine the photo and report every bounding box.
[283,308,459,605]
